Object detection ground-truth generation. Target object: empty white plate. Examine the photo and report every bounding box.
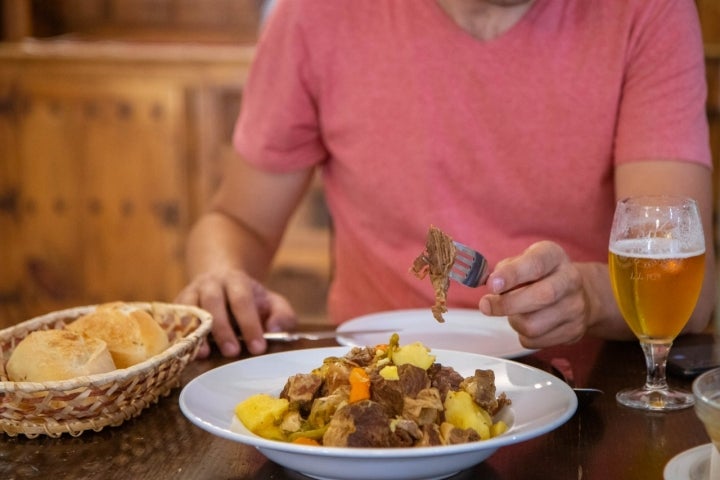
[337,309,534,358]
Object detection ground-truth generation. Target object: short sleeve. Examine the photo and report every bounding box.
[614,0,711,168]
[232,0,328,172]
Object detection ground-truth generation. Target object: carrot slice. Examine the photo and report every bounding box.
[292,436,320,446]
[348,367,371,403]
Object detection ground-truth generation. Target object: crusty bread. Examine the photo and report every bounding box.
[67,303,169,369]
[6,330,116,382]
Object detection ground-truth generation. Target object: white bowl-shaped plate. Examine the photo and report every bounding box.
[180,347,577,480]
[664,443,712,480]
[337,309,535,359]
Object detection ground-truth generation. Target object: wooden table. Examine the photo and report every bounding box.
[0,332,714,480]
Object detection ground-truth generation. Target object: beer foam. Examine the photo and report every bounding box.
[609,238,705,259]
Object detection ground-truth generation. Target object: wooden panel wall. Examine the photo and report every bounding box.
[3,0,261,43]
[699,0,720,43]
[0,45,259,323]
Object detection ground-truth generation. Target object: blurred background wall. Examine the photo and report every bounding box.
[0,0,330,325]
[0,0,718,326]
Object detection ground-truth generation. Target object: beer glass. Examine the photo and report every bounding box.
[609,195,705,411]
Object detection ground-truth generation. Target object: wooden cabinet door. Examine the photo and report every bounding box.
[0,78,24,322]
[2,73,190,317]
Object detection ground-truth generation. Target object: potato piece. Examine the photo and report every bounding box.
[379,365,399,380]
[392,342,436,370]
[443,390,491,440]
[254,424,287,441]
[491,420,508,437]
[235,393,290,436]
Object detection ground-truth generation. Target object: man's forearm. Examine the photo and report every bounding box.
[185,212,277,280]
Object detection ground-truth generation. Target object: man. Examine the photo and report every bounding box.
[177,0,716,357]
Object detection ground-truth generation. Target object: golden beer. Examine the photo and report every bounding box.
[609,239,705,342]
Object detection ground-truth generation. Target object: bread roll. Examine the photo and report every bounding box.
[6,330,116,382]
[67,303,169,368]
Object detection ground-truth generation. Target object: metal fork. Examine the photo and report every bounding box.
[449,241,489,288]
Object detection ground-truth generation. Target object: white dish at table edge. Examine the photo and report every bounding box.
[336,308,535,359]
[664,443,713,480]
[179,347,577,480]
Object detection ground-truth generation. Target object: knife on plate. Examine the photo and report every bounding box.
[261,329,399,342]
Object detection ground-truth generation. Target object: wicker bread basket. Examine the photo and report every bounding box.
[0,302,212,438]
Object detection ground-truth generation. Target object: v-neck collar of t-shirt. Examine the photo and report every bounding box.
[422,0,546,48]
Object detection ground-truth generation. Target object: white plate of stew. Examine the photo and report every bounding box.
[179,346,576,480]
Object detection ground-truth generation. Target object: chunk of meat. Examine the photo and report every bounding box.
[417,423,444,447]
[402,388,443,426]
[369,364,431,418]
[308,387,349,428]
[280,373,323,412]
[428,363,464,401]
[440,422,481,445]
[461,369,512,415]
[370,371,405,417]
[410,225,457,322]
[345,346,376,367]
[320,361,351,396]
[322,400,393,447]
[397,364,430,398]
[280,410,303,433]
[391,418,423,447]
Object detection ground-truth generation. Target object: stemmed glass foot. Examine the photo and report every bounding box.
[616,387,694,411]
[616,341,695,411]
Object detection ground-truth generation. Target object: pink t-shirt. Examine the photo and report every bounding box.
[234,0,711,324]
